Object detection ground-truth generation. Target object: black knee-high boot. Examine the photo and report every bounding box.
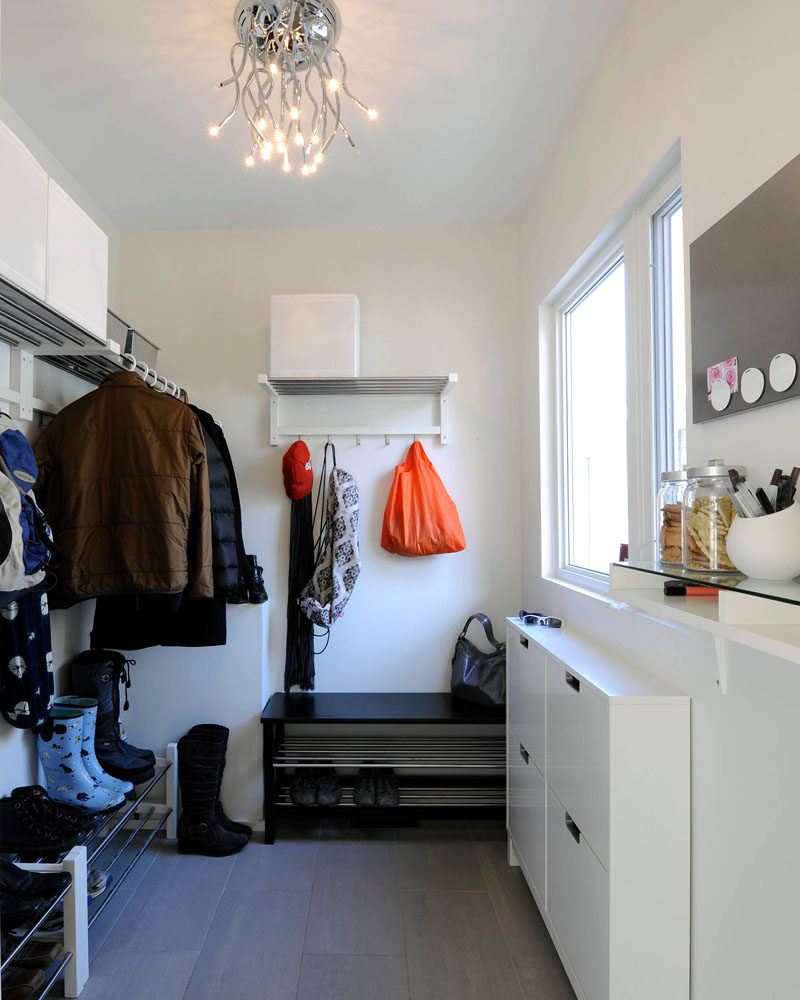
[185,724,252,838]
[177,731,248,857]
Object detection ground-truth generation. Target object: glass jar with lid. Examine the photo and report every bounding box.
[683,460,742,572]
[657,469,688,565]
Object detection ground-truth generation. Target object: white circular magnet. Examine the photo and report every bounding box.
[710,378,732,412]
[740,367,765,404]
[769,353,797,392]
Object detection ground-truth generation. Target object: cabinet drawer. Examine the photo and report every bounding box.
[547,787,609,1000]
[546,655,609,867]
[507,624,546,769]
[507,725,546,904]
[0,121,47,300]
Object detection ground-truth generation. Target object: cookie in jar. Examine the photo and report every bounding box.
[683,461,741,572]
[657,470,687,565]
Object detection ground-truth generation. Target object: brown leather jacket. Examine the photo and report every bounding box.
[34,370,213,605]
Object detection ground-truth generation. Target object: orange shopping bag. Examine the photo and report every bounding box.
[380,441,466,556]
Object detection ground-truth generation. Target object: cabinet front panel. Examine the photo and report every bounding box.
[507,724,546,904]
[546,655,609,867]
[507,623,546,769]
[0,122,47,300]
[547,787,609,1000]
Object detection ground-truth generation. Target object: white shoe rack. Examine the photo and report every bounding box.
[0,743,178,999]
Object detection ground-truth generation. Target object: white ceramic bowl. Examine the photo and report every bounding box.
[725,501,800,580]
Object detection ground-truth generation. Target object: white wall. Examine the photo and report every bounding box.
[118,223,521,823]
[521,1,800,997]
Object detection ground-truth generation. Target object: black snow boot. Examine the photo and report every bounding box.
[177,731,248,856]
[185,724,252,838]
[245,555,268,604]
[70,650,155,784]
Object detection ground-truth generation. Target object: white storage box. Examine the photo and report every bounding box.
[269,293,360,377]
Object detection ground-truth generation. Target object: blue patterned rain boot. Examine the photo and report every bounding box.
[54,697,134,797]
[36,707,125,813]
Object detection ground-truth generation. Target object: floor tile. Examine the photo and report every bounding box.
[272,816,324,842]
[60,948,198,1000]
[226,839,318,892]
[320,818,396,842]
[395,820,472,842]
[403,890,523,1000]
[101,845,235,952]
[396,839,486,891]
[182,889,309,1000]
[304,843,404,955]
[469,818,507,843]
[475,843,552,959]
[512,952,577,1000]
[296,954,410,1000]
[88,886,136,960]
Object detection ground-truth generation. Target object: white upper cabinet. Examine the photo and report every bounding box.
[46,178,108,342]
[0,120,48,300]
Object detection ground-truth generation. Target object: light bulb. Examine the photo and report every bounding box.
[289,106,299,120]
[209,125,220,136]
[277,141,286,153]
[269,63,278,74]
[310,162,318,173]
[295,133,304,146]
[244,154,255,167]
[301,164,310,176]
[261,142,272,160]
[328,78,339,91]
[282,160,291,173]
[314,152,323,164]
[367,108,378,120]
[311,134,320,145]
[274,129,284,141]
[257,118,267,131]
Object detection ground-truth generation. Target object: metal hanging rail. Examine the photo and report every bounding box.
[258,372,458,445]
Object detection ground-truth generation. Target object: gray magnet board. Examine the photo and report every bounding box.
[690,149,800,423]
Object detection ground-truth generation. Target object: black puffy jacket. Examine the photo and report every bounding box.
[189,406,249,603]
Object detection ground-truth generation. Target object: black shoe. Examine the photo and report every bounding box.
[185,724,252,837]
[11,786,94,834]
[0,858,71,900]
[0,893,50,935]
[290,770,316,807]
[375,769,399,807]
[0,798,83,860]
[353,768,377,807]
[176,731,248,857]
[245,555,268,604]
[315,769,341,806]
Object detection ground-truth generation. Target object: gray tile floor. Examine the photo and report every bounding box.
[53,819,576,1000]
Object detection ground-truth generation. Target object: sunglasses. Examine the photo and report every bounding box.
[519,610,563,628]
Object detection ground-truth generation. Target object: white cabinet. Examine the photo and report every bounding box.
[0,120,48,300]
[46,179,108,341]
[506,619,690,1000]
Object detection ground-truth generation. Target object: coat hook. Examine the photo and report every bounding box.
[385,434,390,446]
[413,434,417,443]
[356,435,361,446]
[327,435,332,445]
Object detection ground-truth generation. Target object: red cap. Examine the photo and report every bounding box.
[282,441,313,500]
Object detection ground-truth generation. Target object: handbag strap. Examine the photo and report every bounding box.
[459,613,504,650]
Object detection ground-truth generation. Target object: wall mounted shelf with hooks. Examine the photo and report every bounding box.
[257,373,458,445]
[0,276,184,419]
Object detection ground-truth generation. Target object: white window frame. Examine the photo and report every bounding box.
[540,165,682,595]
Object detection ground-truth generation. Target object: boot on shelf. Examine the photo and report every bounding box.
[36,708,125,813]
[0,795,84,859]
[185,724,252,837]
[54,696,134,797]
[70,650,155,784]
[245,555,268,604]
[177,731,248,857]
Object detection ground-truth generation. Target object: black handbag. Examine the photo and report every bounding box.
[450,613,506,707]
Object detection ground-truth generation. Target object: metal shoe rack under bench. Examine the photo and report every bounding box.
[0,746,177,1000]
[261,693,505,843]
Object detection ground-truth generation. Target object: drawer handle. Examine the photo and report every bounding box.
[565,812,581,844]
[519,635,529,648]
[565,671,580,693]
[519,744,529,765]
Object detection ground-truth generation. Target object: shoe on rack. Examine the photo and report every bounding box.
[87,868,112,899]
[176,730,248,857]
[185,724,252,837]
[375,768,400,807]
[54,696,134,796]
[315,769,341,806]
[1,964,45,1000]
[36,708,125,813]
[289,770,316,807]
[0,857,71,900]
[3,939,65,970]
[245,554,268,604]
[353,768,377,807]
[11,785,95,834]
[0,893,49,935]
[0,797,83,860]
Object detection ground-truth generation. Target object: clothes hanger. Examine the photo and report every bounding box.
[121,353,138,372]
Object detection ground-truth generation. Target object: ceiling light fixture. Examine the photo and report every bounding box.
[210,1,377,176]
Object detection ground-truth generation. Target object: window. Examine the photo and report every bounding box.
[544,167,684,590]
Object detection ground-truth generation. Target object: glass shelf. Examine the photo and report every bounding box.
[615,560,800,607]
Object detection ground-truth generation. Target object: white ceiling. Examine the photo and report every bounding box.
[0,1,632,231]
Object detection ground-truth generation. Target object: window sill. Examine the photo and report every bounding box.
[541,571,614,606]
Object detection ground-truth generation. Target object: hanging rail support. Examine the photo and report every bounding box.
[439,372,458,445]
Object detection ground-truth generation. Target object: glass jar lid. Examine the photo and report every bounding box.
[685,459,747,479]
[660,469,688,483]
